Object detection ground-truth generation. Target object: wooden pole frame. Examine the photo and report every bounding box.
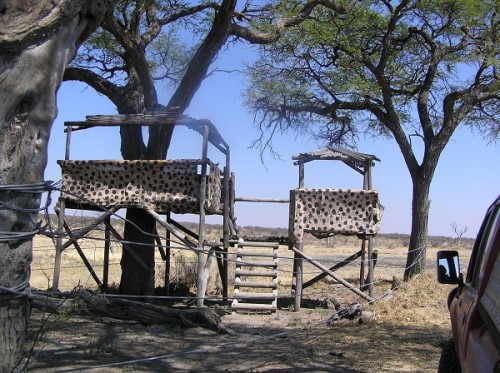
[196,124,209,307]
[290,246,375,303]
[54,114,232,302]
[290,149,380,310]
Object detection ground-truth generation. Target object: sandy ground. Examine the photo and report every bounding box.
[23,232,468,372]
[21,277,454,372]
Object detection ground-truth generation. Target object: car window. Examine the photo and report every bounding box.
[480,250,500,336]
[471,204,500,288]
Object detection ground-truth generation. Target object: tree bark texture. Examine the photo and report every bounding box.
[403,155,439,280]
[0,1,108,371]
[404,180,431,280]
[119,208,157,296]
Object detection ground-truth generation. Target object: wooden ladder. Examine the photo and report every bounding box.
[231,240,279,313]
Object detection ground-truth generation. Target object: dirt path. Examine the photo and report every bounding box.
[22,302,450,372]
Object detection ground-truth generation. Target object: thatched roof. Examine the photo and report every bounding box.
[292,147,380,168]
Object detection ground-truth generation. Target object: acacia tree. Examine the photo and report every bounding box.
[65,0,357,295]
[244,0,499,279]
[0,2,109,370]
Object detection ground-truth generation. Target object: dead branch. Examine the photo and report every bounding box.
[30,291,234,335]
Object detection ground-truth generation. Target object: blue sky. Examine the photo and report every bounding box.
[46,46,499,239]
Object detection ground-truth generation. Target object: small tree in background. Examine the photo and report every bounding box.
[451,222,468,245]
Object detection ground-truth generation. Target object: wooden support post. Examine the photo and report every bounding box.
[64,125,72,160]
[165,212,171,296]
[290,245,375,303]
[196,124,210,308]
[292,243,303,311]
[363,160,373,190]
[360,239,366,290]
[363,250,378,291]
[229,172,237,235]
[53,126,72,291]
[222,154,230,300]
[215,247,228,300]
[52,199,65,291]
[367,236,375,298]
[103,215,110,291]
[298,161,305,188]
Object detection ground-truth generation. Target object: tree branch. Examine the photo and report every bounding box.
[142,2,220,46]
[63,67,125,107]
[230,0,357,44]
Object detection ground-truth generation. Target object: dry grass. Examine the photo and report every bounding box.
[31,219,472,299]
[24,220,475,372]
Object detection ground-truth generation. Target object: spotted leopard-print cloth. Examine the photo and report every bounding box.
[58,159,222,214]
[289,188,383,243]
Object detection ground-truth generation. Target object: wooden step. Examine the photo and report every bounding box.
[237,241,279,248]
[235,269,277,277]
[233,291,277,300]
[236,259,277,267]
[236,251,277,259]
[234,280,277,289]
[231,302,277,312]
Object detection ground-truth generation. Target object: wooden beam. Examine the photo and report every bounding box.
[61,219,103,288]
[60,207,119,250]
[292,243,304,311]
[103,216,110,291]
[235,197,289,203]
[289,245,375,303]
[153,226,166,261]
[167,217,199,241]
[360,239,366,289]
[303,250,362,289]
[197,124,210,308]
[103,221,149,272]
[145,209,197,250]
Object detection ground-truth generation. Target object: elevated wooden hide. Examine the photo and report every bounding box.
[289,188,383,243]
[58,159,222,214]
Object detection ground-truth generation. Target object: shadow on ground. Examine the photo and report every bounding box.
[21,305,450,372]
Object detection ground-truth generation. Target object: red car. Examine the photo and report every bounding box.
[437,195,500,373]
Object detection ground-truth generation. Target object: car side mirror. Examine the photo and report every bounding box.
[437,250,463,285]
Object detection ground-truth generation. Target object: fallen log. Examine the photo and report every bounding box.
[30,291,234,335]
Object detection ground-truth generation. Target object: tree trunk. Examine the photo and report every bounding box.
[121,0,236,298]
[404,169,432,280]
[147,0,237,159]
[113,79,160,296]
[0,1,108,371]
[119,208,157,296]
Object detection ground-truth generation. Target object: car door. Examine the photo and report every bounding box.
[458,200,500,372]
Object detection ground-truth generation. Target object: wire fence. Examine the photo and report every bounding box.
[31,234,432,304]
[3,179,454,305]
